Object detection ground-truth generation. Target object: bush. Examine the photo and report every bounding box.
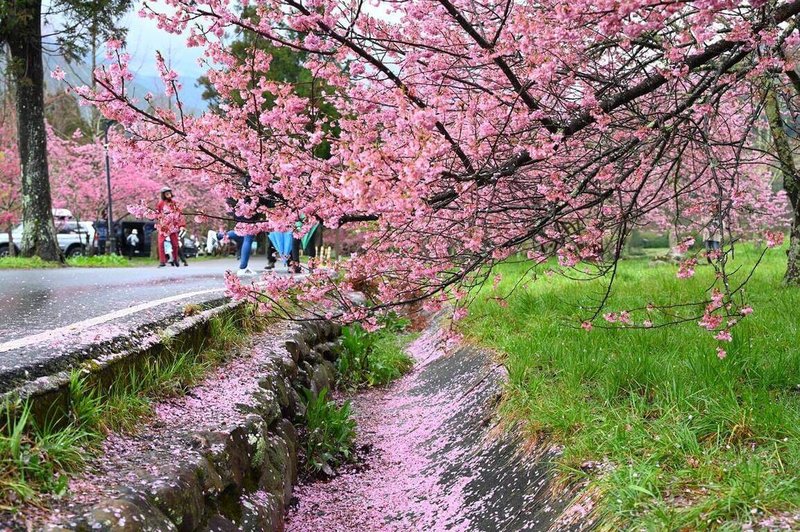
[337,323,374,385]
[628,230,670,249]
[301,387,356,476]
[364,334,414,387]
[337,314,414,389]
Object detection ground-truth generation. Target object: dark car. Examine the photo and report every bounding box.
[181,234,199,258]
[98,220,156,257]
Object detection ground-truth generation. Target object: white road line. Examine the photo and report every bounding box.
[0,288,225,354]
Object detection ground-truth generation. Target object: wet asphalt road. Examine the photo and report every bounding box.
[0,259,240,343]
[0,258,286,392]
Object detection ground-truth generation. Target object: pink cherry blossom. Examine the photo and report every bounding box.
[58,0,798,322]
[715,330,733,342]
[677,259,697,279]
[765,231,785,248]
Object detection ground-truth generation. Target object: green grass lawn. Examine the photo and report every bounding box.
[462,246,800,530]
[0,254,224,269]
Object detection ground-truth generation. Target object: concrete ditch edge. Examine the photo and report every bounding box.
[44,319,342,532]
[1,300,243,425]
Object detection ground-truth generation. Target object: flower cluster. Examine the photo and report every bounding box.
[59,1,797,330]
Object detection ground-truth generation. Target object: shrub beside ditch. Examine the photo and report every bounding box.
[336,314,415,390]
[300,388,357,476]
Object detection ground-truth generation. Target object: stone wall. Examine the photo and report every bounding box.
[46,320,341,532]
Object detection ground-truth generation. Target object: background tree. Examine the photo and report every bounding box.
[0,0,131,260]
[764,74,800,284]
[0,106,21,254]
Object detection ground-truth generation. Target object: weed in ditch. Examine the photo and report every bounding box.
[364,334,415,387]
[301,387,356,477]
[68,371,103,430]
[337,323,374,385]
[0,402,92,508]
[337,317,415,389]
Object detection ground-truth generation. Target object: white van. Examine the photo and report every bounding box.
[0,209,96,258]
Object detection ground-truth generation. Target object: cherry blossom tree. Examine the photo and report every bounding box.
[47,128,167,223]
[68,1,800,333]
[0,112,21,254]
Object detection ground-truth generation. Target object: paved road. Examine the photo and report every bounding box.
[0,258,283,392]
[0,260,236,343]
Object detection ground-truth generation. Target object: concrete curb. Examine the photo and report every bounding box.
[1,299,242,425]
[45,319,341,532]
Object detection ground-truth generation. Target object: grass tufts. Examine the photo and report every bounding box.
[336,313,415,389]
[300,387,356,477]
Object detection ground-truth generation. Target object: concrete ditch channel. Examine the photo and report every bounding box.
[2,305,587,531]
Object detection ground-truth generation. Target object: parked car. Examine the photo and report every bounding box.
[0,210,95,258]
[181,234,199,258]
[96,219,157,258]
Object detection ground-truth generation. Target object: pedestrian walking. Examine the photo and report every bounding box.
[221,229,257,276]
[218,199,259,276]
[126,229,140,260]
[156,186,188,268]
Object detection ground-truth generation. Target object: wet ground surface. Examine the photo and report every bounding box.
[0,260,237,342]
[284,328,582,531]
[0,259,289,393]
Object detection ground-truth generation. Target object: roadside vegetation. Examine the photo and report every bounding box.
[0,254,223,269]
[462,245,800,529]
[0,255,133,269]
[336,314,415,390]
[300,313,415,477]
[0,256,61,269]
[63,255,132,268]
[301,388,356,476]
[0,310,262,510]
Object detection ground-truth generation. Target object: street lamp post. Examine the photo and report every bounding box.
[102,119,117,255]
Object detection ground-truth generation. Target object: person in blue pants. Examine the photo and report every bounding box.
[221,230,256,276]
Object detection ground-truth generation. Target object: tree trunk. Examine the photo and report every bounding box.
[764,79,800,285]
[6,0,62,262]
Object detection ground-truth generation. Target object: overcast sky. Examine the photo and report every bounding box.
[121,3,205,85]
[43,0,207,110]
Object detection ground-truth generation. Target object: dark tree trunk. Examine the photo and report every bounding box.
[783,167,800,284]
[765,80,800,285]
[5,0,61,261]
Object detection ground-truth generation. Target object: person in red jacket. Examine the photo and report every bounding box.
[155,186,187,267]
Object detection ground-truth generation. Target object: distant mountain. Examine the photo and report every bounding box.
[44,53,208,116]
